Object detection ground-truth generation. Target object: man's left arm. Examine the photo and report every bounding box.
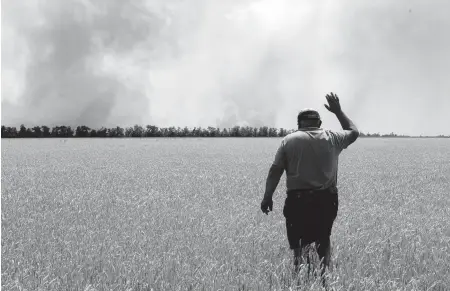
[263,164,284,201]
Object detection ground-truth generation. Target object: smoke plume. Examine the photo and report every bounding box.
[2,0,450,135]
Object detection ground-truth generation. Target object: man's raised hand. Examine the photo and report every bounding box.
[324,92,342,114]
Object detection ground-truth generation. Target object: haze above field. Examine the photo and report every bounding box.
[2,0,449,136]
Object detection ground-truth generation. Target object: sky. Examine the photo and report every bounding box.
[1,0,449,136]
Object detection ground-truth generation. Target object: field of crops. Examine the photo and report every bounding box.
[1,138,449,290]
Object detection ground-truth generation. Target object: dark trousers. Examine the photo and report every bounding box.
[283,187,338,249]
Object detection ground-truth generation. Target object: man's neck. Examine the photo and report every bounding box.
[298,127,321,131]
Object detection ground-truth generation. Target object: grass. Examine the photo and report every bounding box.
[1,138,449,290]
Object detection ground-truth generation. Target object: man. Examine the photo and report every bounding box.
[260,92,359,281]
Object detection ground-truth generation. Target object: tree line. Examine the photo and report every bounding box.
[1,124,449,138]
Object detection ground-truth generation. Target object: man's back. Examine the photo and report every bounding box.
[274,128,356,191]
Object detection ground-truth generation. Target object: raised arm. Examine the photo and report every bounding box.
[325,92,359,144]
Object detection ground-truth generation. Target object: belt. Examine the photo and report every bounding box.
[287,186,337,197]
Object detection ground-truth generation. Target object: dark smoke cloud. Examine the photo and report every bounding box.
[2,0,168,127]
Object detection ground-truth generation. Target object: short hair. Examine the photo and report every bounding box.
[298,119,321,128]
[297,109,321,126]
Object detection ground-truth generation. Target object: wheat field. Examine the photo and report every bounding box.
[1,138,449,290]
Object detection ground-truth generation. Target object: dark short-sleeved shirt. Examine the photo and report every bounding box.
[273,128,357,191]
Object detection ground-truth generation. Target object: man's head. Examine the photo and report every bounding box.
[297,108,322,129]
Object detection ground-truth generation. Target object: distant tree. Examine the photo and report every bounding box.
[51,126,72,137]
[221,128,230,137]
[239,126,249,137]
[105,127,113,137]
[61,126,70,137]
[125,127,133,137]
[26,128,34,137]
[116,126,125,137]
[51,126,58,137]
[205,127,211,137]
[167,126,176,137]
[38,126,48,137]
[199,127,205,137]
[131,125,144,137]
[176,127,183,137]
[32,126,42,137]
[108,126,124,137]
[10,127,18,138]
[191,127,198,137]
[199,127,208,137]
[235,126,244,136]
[145,125,159,137]
[230,126,240,137]
[193,127,202,137]
[51,126,61,137]
[199,127,207,137]
[181,126,190,137]
[18,124,28,138]
[75,126,91,137]
[246,126,255,137]
[258,126,269,137]
[207,126,218,137]
[97,127,107,137]
[67,126,74,137]
[1,126,17,138]
[54,126,73,137]
[268,127,277,137]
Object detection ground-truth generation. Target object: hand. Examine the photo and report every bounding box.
[324,92,342,114]
[261,198,273,215]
